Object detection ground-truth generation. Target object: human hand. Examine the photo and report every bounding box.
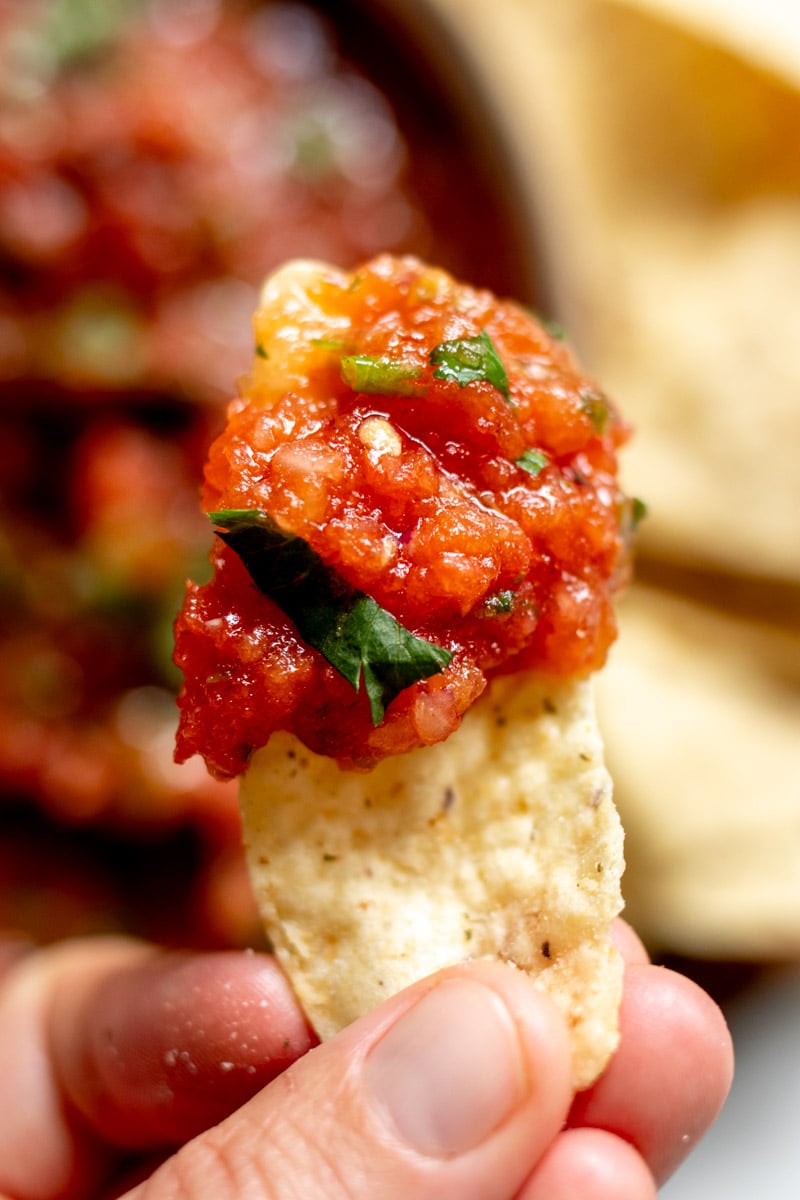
[0,925,732,1200]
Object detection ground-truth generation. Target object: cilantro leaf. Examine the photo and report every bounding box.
[311,594,451,725]
[429,330,510,401]
[209,510,452,724]
[341,354,423,396]
[516,448,549,476]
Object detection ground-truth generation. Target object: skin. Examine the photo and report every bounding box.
[0,923,733,1200]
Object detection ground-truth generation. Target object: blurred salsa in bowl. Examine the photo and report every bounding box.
[0,0,533,948]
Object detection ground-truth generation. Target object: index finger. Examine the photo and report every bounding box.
[0,937,315,1200]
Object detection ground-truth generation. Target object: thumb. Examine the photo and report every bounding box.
[127,960,573,1200]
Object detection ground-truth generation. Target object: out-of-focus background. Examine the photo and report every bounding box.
[1,0,798,1190]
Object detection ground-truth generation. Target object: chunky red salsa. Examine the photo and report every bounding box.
[175,256,632,775]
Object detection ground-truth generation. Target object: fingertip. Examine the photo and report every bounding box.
[53,945,316,1147]
[520,1127,657,1200]
[627,964,735,1137]
[610,919,650,965]
[0,937,147,1200]
[570,962,734,1184]
[0,934,38,983]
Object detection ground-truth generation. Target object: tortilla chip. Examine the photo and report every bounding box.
[597,585,800,959]
[240,673,624,1090]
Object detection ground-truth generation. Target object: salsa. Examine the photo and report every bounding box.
[175,256,631,775]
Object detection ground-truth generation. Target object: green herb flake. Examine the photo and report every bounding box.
[429,329,511,402]
[516,448,549,477]
[481,589,515,616]
[620,495,648,537]
[579,388,611,434]
[340,354,423,397]
[630,496,648,528]
[209,509,452,725]
[542,318,566,340]
[255,343,268,359]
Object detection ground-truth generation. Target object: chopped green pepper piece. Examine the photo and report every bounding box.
[340,354,423,397]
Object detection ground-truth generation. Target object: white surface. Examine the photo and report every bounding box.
[662,966,800,1196]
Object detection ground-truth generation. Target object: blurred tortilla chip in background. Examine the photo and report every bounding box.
[424,0,800,958]
[596,586,800,958]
